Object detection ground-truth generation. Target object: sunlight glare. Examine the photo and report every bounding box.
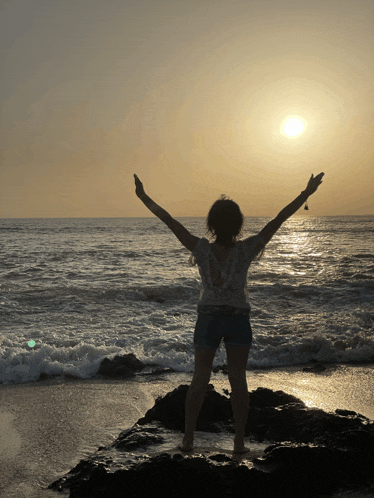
[285,118,304,136]
[280,115,308,139]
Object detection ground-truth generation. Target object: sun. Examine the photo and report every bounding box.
[280,115,308,139]
[285,118,304,136]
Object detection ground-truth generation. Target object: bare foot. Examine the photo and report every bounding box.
[233,446,251,453]
[179,438,194,451]
[178,441,193,451]
[233,445,250,454]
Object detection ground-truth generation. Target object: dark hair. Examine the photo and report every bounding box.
[204,194,265,260]
[205,194,244,244]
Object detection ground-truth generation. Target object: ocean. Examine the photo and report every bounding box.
[1,216,373,386]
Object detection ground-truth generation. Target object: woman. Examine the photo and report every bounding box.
[134,172,324,454]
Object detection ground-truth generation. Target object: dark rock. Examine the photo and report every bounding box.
[111,423,165,451]
[335,408,369,419]
[137,384,233,432]
[303,361,326,373]
[62,453,275,498]
[97,353,145,378]
[38,372,56,381]
[49,384,374,498]
[64,373,80,380]
[254,443,350,495]
[249,387,305,408]
[212,363,229,374]
[314,428,374,486]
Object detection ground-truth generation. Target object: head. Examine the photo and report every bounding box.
[205,194,244,244]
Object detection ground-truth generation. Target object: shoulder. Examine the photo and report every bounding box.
[190,237,212,258]
[241,234,265,252]
[192,237,208,252]
[188,238,208,267]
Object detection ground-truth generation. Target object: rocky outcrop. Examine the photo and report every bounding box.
[97,353,176,378]
[49,384,374,498]
[97,353,145,378]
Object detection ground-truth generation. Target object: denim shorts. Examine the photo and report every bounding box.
[194,305,252,350]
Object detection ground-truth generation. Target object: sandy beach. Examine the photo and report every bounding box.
[0,363,373,498]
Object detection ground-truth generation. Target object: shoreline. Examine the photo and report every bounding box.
[0,362,373,497]
[0,377,154,498]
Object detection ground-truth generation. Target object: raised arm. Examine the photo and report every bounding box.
[134,174,172,219]
[258,173,325,246]
[134,174,199,251]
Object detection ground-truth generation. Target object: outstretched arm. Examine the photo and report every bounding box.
[134,174,199,251]
[134,174,172,220]
[258,173,325,246]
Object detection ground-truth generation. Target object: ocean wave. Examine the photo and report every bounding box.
[352,273,374,280]
[1,330,373,386]
[1,216,373,385]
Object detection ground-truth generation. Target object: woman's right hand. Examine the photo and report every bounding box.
[304,172,324,195]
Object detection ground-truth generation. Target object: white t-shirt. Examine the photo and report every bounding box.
[188,235,265,310]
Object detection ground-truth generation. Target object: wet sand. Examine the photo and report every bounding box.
[0,363,373,498]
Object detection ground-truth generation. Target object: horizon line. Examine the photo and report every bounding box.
[1,214,374,220]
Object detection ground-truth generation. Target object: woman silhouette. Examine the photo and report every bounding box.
[134,172,324,454]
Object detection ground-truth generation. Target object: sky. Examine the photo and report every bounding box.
[1,0,373,218]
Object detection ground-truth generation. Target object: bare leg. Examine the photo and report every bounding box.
[230,382,250,453]
[180,380,209,450]
[179,347,216,451]
[225,344,251,453]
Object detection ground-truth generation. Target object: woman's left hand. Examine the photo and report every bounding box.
[134,174,146,198]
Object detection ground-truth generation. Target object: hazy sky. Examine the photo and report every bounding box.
[1,0,373,218]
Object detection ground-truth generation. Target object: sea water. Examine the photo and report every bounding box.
[1,216,373,385]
